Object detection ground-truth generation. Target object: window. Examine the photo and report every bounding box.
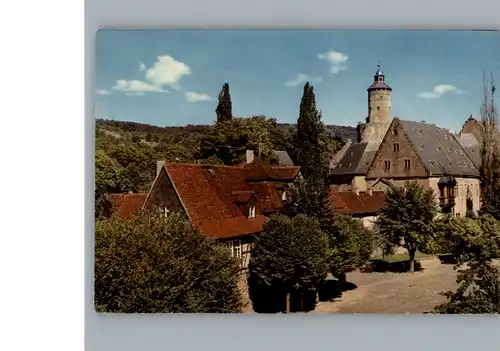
[384,161,391,170]
[454,185,459,198]
[282,191,287,201]
[392,129,398,136]
[248,205,256,218]
[377,106,380,111]
[404,159,411,169]
[231,239,242,258]
[393,143,400,152]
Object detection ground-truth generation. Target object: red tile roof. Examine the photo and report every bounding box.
[328,189,386,215]
[164,161,300,239]
[109,193,148,219]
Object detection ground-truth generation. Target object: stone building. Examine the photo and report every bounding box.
[329,66,483,218]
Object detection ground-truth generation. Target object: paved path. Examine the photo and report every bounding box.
[314,258,458,314]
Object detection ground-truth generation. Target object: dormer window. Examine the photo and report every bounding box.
[248,205,256,218]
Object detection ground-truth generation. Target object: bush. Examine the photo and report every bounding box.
[94,213,244,313]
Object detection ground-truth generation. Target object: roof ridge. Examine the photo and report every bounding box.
[164,162,244,169]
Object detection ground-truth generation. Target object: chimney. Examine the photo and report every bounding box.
[356,124,363,143]
[156,160,166,176]
[246,150,255,164]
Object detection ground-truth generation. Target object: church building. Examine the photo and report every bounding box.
[329,66,482,218]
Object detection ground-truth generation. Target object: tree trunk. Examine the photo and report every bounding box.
[338,271,346,291]
[286,292,291,313]
[409,249,416,273]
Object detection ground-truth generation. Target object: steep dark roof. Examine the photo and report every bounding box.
[367,81,392,90]
[455,133,481,168]
[330,141,380,175]
[398,119,479,177]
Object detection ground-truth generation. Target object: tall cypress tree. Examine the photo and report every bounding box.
[293,82,330,182]
[287,82,334,231]
[215,83,232,123]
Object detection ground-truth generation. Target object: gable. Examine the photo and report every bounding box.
[369,178,395,192]
[366,119,428,179]
[143,166,186,216]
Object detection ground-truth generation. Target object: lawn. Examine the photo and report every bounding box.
[371,251,437,263]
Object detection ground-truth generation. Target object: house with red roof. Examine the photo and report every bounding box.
[135,157,301,271]
[328,187,387,228]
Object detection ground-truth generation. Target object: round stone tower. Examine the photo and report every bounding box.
[368,66,392,124]
[357,65,393,143]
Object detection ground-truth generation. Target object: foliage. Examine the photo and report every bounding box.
[284,177,372,279]
[215,83,233,123]
[375,181,439,272]
[198,116,289,165]
[479,74,500,221]
[248,214,330,313]
[432,215,500,314]
[284,177,335,232]
[94,149,120,218]
[94,213,244,313]
[326,213,375,276]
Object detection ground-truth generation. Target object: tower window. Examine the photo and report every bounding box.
[404,159,411,169]
[392,129,398,136]
[384,161,391,170]
[377,106,380,111]
[393,143,400,152]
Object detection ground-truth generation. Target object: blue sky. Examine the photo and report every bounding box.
[95,30,500,132]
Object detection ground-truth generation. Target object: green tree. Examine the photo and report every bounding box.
[292,82,331,182]
[284,177,335,235]
[94,149,120,218]
[479,74,500,221]
[215,82,232,123]
[94,213,244,313]
[375,181,439,272]
[326,214,375,282]
[433,215,500,314]
[248,214,330,313]
[198,116,279,165]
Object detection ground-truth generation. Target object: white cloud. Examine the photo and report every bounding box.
[96,89,111,95]
[284,73,323,87]
[145,55,191,87]
[317,50,348,74]
[112,55,191,96]
[184,91,213,102]
[112,79,167,95]
[417,84,464,99]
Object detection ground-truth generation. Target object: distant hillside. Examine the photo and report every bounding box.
[95,119,357,143]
